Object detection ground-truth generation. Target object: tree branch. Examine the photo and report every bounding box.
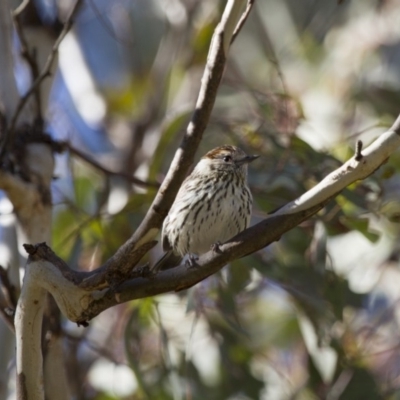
[12,1,43,122]
[275,114,400,215]
[59,141,160,188]
[231,0,255,44]
[12,3,254,398]
[16,113,400,325]
[119,0,252,254]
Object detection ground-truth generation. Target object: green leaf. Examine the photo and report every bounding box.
[338,367,383,400]
[340,216,380,243]
[74,176,99,214]
[341,187,370,210]
[228,259,252,293]
[380,201,400,223]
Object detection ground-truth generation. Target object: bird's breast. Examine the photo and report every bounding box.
[164,175,252,256]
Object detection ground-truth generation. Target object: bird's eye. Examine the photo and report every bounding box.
[223,155,232,162]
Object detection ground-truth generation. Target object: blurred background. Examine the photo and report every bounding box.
[2,0,400,399]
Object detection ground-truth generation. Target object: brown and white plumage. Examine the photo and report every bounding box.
[153,145,257,271]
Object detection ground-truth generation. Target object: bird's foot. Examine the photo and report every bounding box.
[185,254,199,268]
[211,241,222,253]
[141,263,157,278]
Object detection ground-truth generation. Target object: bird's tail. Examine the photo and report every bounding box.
[152,251,183,272]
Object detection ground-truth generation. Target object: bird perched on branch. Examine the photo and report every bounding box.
[153,145,258,271]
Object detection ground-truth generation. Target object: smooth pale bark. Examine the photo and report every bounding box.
[276,120,400,215]
[0,212,19,400]
[0,2,68,399]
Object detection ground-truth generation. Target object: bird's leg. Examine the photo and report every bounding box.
[130,263,153,278]
[185,253,199,268]
[211,241,222,253]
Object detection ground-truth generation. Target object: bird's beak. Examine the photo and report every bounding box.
[236,155,259,165]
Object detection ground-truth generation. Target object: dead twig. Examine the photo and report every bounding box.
[13,0,30,16]
[231,0,256,43]
[355,140,363,161]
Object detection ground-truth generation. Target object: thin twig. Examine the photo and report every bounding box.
[12,1,42,122]
[362,342,400,359]
[355,140,363,161]
[13,0,30,16]
[231,0,256,44]
[348,123,384,140]
[62,141,160,188]
[87,0,134,46]
[252,6,292,136]
[0,0,82,159]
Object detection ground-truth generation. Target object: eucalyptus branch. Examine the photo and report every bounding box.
[21,204,322,325]
[72,0,258,299]
[123,0,253,252]
[12,4,254,397]
[72,0,255,292]
[17,114,400,324]
[275,114,400,215]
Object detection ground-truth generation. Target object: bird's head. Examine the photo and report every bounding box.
[195,145,258,177]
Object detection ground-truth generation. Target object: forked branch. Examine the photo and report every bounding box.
[17,112,400,324]
[13,2,255,398]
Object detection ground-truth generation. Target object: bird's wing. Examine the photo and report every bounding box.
[161,217,173,251]
[152,250,182,272]
[162,233,172,252]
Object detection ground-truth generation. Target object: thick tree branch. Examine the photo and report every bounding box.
[0,135,55,235]
[62,0,255,292]
[20,205,322,325]
[276,114,400,215]
[17,114,400,325]
[118,0,252,254]
[10,4,254,398]
[2,3,83,398]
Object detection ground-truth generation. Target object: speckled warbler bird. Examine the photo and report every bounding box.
[152,145,258,271]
